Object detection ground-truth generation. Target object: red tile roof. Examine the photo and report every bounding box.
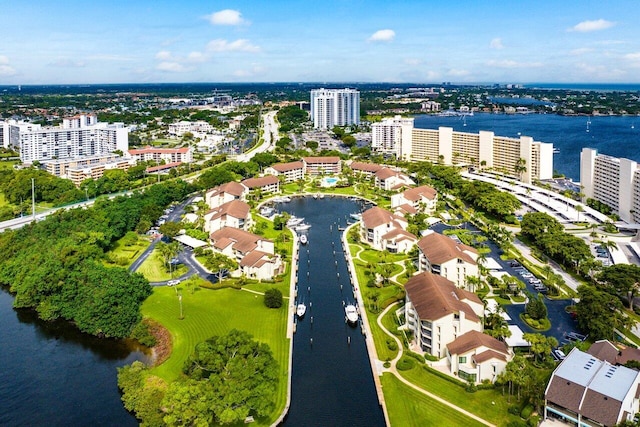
[349,161,383,173]
[242,175,280,189]
[270,161,304,172]
[129,145,190,154]
[402,185,437,202]
[302,156,340,164]
[417,232,478,265]
[404,272,482,322]
[145,161,182,172]
[362,206,406,229]
[447,330,509,358]
[210,227,271,254]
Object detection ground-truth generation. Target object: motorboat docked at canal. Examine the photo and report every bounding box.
[345,304,359,324]
[294,223,311,232]
[286,215,305,227]
[349,213,362,221]
[299,234,308,245]
[296,303,307,318]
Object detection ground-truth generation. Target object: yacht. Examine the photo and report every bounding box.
[345,304,359,324]
[287,216,304,227]
[296,303,306,318]
[299,234,308,245]
[295,223,311,232]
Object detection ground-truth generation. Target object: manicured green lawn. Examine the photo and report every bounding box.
[398,365,522,426]
[142,286,290,425]
[104,235,151,268]
[137,248,188,281]
[381,373,486,427]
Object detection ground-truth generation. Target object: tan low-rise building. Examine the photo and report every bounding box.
[446,330,512,384]
[264,161,304,183]
[241,175,280,194]
[391,185,438,215]
[302,156,341,175]
[417,230,478,289]
[404,272,484,359]
[374,167,415,191]
[204,200,251,233]
[360,206,417,253]
[205,181,247,209]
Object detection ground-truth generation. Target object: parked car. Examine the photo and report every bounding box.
[554,349,566,360]
[167,279,181,287]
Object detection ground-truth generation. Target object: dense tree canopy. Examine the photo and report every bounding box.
[161,330,279,425]
[576,285,629,341]
[0,180,193,337]
[598,264,640,310]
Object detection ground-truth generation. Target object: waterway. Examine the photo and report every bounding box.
[279,196,385,427]
[414,113,640,181]
[0,290,146,426]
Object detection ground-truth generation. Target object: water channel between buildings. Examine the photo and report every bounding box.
[278,196,385,427]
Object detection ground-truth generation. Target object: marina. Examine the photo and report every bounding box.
[282,196,384,427]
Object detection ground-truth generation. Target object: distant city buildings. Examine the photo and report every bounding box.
[310,88,360,130]
[1,114,129,164]
[370,117,554,184]
[580,148,640,223]
[42,154,135,186]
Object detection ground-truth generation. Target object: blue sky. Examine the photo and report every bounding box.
[1,0,640,84]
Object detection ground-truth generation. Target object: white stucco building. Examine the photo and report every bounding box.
[310,88,360,130]
[416,230,478,289]
[371,115,414,157]
[360,206,417,253]
[580,147,640,223]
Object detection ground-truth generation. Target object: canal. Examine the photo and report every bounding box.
[279,196,385,427]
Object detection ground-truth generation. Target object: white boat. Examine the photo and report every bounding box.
[280,196,291,203]
[286,216,304,227]
[319,193,325,199]
[295,223,311,232]
[260,207,275,216]
[299,234,308,245]
[296,303,306,317]
[313,193,319,199]
[349,213,362,221]
[345,304,359,324]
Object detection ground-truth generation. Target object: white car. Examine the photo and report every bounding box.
[554,349,566,360]
[167,279,181,287]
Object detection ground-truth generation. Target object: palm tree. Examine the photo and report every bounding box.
[575,204,585,222]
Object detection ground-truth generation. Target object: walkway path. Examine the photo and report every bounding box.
[375,302,496,427]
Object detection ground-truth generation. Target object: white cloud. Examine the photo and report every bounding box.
[207,9,247,26]
[368,29,395,42]
[155,50,173,61]
[206,39,260,53]
[568,19,615,32]
[0,55,16,76]
[233,65,267,78]
[569,48,593,56]
[624,52,640,61]
[156,62,189,73]
[486,59,543,68]
[404,58,422,66]
[489,38,504,49]
[50,58,86,68]
[187,51,207,63]
[448,68,470,77]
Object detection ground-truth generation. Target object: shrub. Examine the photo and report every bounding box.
[130,320,157,347]
[264,288,283,308]
[528,415,540,427]
[383,361,391,369]
[396,356,415,371]
[386,338,398,351]
[424,353,439,362]
[520,404,534,419]
[465,381,477,393]
[406,351,426,364]
[507,421,527,427]
[508,405,521,416]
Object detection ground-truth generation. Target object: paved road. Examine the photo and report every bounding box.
[236,111,278,162]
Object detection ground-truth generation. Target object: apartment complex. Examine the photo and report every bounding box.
[580,148,640,223]
[371,118,554,184]
[42,154,134,186]
[2,114,129,164]
[310,88,360,130]
[371,115,414,156]
[127,146,193,164]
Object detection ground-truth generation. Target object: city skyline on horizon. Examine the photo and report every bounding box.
[2,1,640,85]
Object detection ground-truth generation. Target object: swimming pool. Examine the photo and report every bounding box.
[321,176,339,187]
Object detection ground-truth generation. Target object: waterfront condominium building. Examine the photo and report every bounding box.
[310,88,360,130]
[3,114,129,164]
[580,148,640,223]
[371,115,414,156]
[393,123,553,184]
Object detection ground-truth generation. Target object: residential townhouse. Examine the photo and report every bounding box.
[209,227,280,281]
[417,230,478,289]
[302,156,341,175]
[404,272,484,359]
[241,175,280,194]
[360,206,417,253]
[264,161,305,183]
[128,146,193,164]
[391,185,438,215]
[203,200,251,233]
[446,330,512,384]
[544,348,640,426]
[374,167,415,191]
[205,181,247,209]
[348,161,383,177]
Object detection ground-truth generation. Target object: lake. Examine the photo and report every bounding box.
[414,113,640,181]
[0,290,146,426]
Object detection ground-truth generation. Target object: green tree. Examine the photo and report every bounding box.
[525,292,547,320]
[576,285,629,340]
[204,252,238,284]
[523,333,557,362]
[598,264,640,310]
[169,330,279,425]
[264,288,283,308]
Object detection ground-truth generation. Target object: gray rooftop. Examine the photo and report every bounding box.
[555,349,603,387]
